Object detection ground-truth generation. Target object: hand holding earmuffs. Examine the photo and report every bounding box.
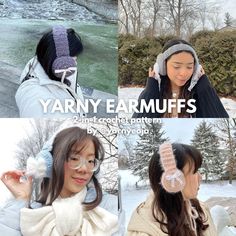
[0,141,53,201]
[148,67,155,78]
[147,62,160,79]
[196,64,205,78]
[147,63,161,90]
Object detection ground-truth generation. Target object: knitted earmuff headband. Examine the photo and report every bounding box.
[154,44,200,91]
[26,141,53,179]
[52,25,77,83]
[159,142,186,193]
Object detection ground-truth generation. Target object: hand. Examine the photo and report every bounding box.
[1,171,33,200]
[198,65,205,78]
[148,67,155,77]
[200,66,205,76]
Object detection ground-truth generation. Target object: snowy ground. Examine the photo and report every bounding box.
[120,169,236,231]
[118,87,236,118]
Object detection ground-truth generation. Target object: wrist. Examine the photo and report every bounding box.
[15,192,31,201]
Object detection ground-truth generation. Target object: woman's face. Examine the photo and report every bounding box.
[60,139,95,198]
[166,52,194,91]
[182,163,202,200]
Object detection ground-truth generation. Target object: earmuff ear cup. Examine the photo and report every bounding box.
[52,56,77,78]
[161,169,186,193]
[156,53,166,76]
[159,142,186,193]
[26,142,53,179]
[37,146,53,178]
[52,25,77,81]
[187,62,200,91]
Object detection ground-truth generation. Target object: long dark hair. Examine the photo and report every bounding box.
[37,127,104,211]
[149,143,209,236]
[36,28,83,84]
[161,39,196,118]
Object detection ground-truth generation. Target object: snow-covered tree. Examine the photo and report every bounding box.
[224,12,233,27]
[15,119,65,171]
[15,119,66,199]
[191,120,223,182]
[214,119,236,184]
[130,121,168,182]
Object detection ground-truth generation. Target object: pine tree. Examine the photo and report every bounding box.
[129,121,168,182]
[191,120,223,182]
[215,119,236,184]
[224,12,233,27]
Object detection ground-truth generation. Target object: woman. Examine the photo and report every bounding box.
[127,143,217,236]
[132,39,229,118]
[15,25,85,118]
[0,127,118,235]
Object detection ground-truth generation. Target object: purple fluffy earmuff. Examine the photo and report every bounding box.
[52,25,77,82]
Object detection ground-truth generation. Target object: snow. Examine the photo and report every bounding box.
[211,205,236,236]
[119,169,140,190]
[118,87,143,118]
[199,182,236,201]
[120,169,236,230]
[118,87,236,118]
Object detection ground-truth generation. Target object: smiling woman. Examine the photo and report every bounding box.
[132,39,229,118]
[0,126,118,236]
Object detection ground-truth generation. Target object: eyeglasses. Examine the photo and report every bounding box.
[67,154,100,172]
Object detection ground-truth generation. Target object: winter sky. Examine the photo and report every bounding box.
[118,118,219,151]
[216,0,236,19]
[162,119,215,144]
[0,119,29,172]
[0,119,30,204]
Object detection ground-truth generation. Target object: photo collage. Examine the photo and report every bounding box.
[0,0,236,235]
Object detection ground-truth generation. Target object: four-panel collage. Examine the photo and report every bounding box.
[0,0,235,235]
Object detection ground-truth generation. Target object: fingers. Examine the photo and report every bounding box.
[201,67,205,75]
[25,176,33,185]
[1,171,33,200]
[1,170,24,182]
[148,67,155,77]
[198,65,205,76]
[1,171,25,190]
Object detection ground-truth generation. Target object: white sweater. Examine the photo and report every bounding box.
[20,188,118,236]
[15,57,85,118]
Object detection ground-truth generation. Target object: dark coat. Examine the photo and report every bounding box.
[132,75,229,118]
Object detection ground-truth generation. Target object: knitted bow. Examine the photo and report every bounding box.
[54,67,77,83]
